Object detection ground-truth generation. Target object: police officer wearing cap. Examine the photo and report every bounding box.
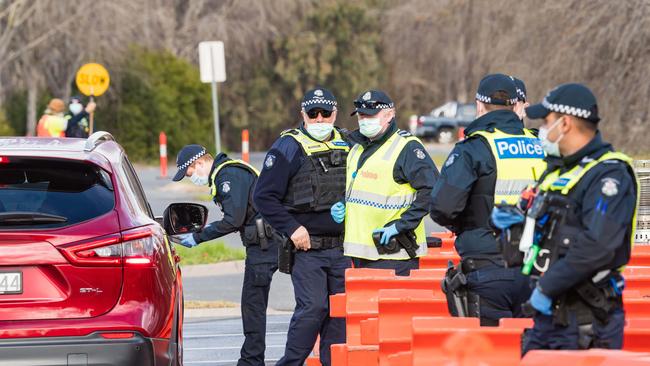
[430,74,546,325]
[253,88,350,366]
[500,83,637,352]
[331,89,438,276]
[172,145,278,366]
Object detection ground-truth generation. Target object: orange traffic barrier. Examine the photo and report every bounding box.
[522,349,650,365]
[331,344,379,366]
[410,317,521,366]
[330,269,446,345]
[241,129,250,163]
[630,245,650,266]
[419,247,460,270]
[387,351,411,366]
[159,132,168,178]
[305,357,320,366]
[498,317,533,329]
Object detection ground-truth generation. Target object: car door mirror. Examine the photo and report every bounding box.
[163,203,208,235]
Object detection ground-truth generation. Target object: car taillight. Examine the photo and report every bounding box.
[0,156,9,164]
[418,117,424,127]
[61,227,158,267]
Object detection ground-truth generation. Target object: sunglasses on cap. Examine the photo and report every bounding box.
[306,109,333,119]
[353,100,389,110]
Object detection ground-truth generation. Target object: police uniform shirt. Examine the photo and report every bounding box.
[348,120,439,233]
[536,132,637,298]
[194,154,258,243]
[253,126,345,237]
[430,109,533,257]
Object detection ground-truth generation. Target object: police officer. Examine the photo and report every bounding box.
[430,74,546,325]
[253,88,350,366]
[331,89,438,276]
[513,83,637,352]
[172,145,278,366]
[64,95,95,138]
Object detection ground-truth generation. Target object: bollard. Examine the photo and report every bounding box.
[159,132,168,178]
[242,129,250,163]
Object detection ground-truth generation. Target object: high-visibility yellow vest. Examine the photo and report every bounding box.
[343,130,428,260]
[209,159,260,198]
[470,129,547,204]
[280,128,350,155]
[538,151,639,267]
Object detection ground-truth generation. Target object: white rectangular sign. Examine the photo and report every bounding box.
[199,41,226,83]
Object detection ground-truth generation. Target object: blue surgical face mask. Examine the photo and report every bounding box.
[306,122,334,141]
[358,116,382,138]
[538,117,564,157]
[190,172,209,186]
[69,102,83,115]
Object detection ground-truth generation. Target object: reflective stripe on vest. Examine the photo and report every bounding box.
[343,130,427,260]
[538,151,639,269]
[209,160,260,198]
[280,128,350,156]
[470,129,547,204]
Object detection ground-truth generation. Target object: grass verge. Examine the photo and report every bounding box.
[175,240,245,265]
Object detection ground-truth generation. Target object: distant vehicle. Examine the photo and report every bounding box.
[0,132,207,365]
[415,102,476,143]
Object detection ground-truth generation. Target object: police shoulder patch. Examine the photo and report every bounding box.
[264,154,276,169]
[414,148,426,160]
[601,177,620,197]
[445,153,458,167]
[220,181,231,194]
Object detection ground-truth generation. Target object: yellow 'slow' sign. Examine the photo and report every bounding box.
[75,63,110,97]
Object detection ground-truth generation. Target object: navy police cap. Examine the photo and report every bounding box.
[301,88,337,112]
[173,144,207,181]
[351,89,395,116]
[475,73,518,106]
[510,76,527,102]
[526,83,600,123]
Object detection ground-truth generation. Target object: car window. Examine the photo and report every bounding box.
[0,158,115,229]
[121,156,154,218]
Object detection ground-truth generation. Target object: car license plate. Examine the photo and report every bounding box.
[0,271,22,294]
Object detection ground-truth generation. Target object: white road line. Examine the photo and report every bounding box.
[185,345,285,351]
[185,360,279,364]
[185,331,287,339]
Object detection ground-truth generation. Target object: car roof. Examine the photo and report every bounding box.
[0,135,123,172]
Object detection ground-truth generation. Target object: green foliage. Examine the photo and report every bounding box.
[101,47,213,161]
[174,240,245,265]
[0,109,15,136]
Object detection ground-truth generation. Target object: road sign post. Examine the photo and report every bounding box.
[199,41,227,154]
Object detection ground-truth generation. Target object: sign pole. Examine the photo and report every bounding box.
[210,48,221,154]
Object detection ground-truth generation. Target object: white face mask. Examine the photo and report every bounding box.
[359,116,383,138]
[69,102,83,115]
[190,172,209,186]
[306,122,334,141]
[539,117,564,157]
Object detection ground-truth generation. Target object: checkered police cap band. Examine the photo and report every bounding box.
[178,149,206,170]
[516,88,526,101]
[542,98,592,119]
[475,93,517,106]
[301,99,338,108]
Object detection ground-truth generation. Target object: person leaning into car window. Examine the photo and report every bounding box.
[172,145,278,366]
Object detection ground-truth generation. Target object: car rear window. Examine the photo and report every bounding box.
[0,158,115,229]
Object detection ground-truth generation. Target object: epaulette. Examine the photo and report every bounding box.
[281,128,299,136]
[397,129,412,137]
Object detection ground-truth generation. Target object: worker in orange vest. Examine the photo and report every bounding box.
[36,98,68,137]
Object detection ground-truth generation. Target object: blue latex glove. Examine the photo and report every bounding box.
[529,287,552,315]
[373,224,399,245]
[331,201,346,223]
[176,233,198,248]
[491,206,524,230]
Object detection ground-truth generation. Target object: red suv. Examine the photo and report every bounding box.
[0,132,202,365]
